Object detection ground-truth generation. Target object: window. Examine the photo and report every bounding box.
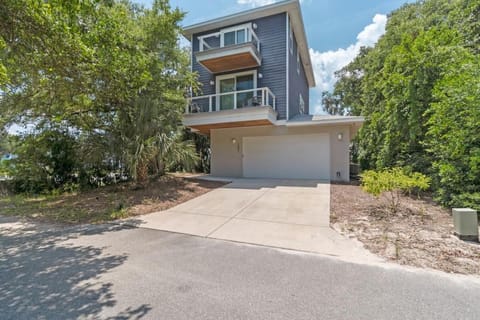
[289,26,293,55]
[299,94,305,114]
[216,70,257,110]
[297,50,300,74]
[221,23,251,47]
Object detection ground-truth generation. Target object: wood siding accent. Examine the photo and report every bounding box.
[191,119,274,135]
[199,52,260,74]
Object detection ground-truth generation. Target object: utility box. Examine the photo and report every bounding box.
[452,208,478,242]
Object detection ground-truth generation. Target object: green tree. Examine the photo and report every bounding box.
[1,0,200,191]
[332,0,480,209]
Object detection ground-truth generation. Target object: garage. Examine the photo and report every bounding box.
[242,133,330,180]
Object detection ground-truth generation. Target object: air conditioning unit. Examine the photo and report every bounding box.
[452,208,478,242]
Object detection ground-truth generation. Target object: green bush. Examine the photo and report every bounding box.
[451,193,480,212]
[10,131,79,194]
[361,167,431,213]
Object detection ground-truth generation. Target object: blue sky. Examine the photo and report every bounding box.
[136,0,414,114]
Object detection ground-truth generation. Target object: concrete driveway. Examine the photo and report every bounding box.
[130,179,378,263]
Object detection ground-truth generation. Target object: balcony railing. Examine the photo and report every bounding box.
[197,24,261,54]
[186,87,276,114]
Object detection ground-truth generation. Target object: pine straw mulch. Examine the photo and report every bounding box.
[0,175,227,225]
[330,183,480,275]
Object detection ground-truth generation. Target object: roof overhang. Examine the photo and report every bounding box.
[285,115,365,127]
[284,115,365,138]
[182,0,316,88]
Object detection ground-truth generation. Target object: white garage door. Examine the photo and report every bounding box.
[242,134,330,180]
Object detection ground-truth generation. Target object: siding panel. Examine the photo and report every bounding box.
[288,24,310,118]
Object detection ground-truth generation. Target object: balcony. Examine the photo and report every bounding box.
[196,23,261,74]
[183,87,277,134]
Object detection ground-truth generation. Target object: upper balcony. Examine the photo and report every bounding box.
[195,23,261,74]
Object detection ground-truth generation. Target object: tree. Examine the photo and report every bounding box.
[321,91,346,115]
[332,0,480,209]
[0,0,200,192]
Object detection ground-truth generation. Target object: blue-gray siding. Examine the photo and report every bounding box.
[191,13,288,120]
[256,13,287,120]
[288,25,310,118]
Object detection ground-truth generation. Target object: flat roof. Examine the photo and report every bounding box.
[182,0,315,88]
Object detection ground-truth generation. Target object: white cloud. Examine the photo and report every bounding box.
[310,14,387,114]
[237,0,276,6]
[237,0,303,7]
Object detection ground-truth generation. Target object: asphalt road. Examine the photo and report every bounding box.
[1,217,480,320]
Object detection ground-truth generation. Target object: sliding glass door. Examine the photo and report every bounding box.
[217,72,256,111]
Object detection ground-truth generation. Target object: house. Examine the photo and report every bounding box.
[182,0,363,181]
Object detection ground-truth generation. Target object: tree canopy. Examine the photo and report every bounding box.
[330,0,480,209]
[0,0,200,192]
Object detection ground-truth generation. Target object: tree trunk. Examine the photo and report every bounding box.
[136,160,149,185]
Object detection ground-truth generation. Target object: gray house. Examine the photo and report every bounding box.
[183,0,363,181]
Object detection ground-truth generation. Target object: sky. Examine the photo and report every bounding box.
[137,0,415,114]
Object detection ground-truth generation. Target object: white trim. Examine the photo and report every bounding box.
[183,106,277,127]
[220,22,252,34]
[286,14,290,120]
[285,117,365,127]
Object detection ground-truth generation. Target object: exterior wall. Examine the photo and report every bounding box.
[210,125,351,181]
[256,13,287,119]
[191,13,288,119]
[288,21,310,119]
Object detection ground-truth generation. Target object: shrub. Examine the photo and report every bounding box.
[451,193,480,212]
[361,167,431,213]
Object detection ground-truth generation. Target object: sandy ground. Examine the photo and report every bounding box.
[330,183,480,275]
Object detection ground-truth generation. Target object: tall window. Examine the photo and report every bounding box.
[289,26,293,55]
[297,50,300,74]
[299,94,305,114]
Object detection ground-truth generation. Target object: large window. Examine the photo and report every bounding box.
[221,24,251,47]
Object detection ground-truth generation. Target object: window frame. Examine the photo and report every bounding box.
[220,23,252,48]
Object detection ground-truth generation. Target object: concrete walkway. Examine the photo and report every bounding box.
[126,179,380,263]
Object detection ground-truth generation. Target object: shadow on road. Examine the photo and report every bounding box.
[0,217,151,319]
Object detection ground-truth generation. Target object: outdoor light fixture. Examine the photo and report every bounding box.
[337,133,343,141]
[258,73,263,79]
[253,23,258,29]
[232,138,237,144]
[209,80,215,86]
